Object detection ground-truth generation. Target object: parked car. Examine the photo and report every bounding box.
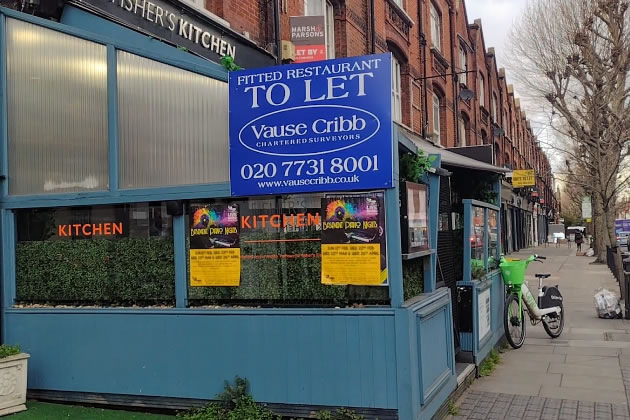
[617,231,630,250]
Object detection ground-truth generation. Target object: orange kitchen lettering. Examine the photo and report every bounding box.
[240,213,320,229]
[58,222,124,237]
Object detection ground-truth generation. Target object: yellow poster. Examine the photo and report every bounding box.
[189,203,241,287]
[321,244,382,285]
[320,194,387,286]
[512,169,536,187]
[190,248,241,286]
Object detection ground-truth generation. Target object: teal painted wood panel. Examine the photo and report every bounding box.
[5,311,398,409]
[418,309,449,393]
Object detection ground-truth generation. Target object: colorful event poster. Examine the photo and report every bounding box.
[321,193,387,286]
[189,203,241,287]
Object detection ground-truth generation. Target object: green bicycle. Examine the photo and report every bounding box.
[499,255,565,349]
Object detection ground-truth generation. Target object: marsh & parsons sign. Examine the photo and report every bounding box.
[228,53,393,196]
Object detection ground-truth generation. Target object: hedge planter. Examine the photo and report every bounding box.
[0,353,29,416]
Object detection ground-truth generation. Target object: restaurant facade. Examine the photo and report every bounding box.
[0,2,511,419]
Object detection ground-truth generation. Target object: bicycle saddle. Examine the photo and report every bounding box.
[535,273,551,278]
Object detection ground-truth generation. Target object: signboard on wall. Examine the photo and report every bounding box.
[321,193,387,285]
[512,169,536,187]
[582,196,592,219]
[290,15,326,63]
[616,219,630,233]
[189,203,241,286]
[228,53,393,196]
[401,181,429,253]
[478,288,491,342]
[71,0,275,68]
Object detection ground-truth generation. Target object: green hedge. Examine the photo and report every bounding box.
[16,238,175,306]
[403,258,424,301]
[188,231,389,306]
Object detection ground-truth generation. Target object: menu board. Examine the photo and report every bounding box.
[404,182,429,252]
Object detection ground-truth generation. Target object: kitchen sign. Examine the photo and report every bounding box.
[72,0,275,68]
[228,53,393,196]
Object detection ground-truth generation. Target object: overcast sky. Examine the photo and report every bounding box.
[464,0,527,71]
[463,0,562,167]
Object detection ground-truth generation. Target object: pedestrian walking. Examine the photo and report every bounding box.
[575,232,583,252]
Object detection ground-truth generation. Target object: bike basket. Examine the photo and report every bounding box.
[499,259,527,286]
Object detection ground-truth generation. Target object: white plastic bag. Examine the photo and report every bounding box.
[585,248,595,256]
[593,288,622,319]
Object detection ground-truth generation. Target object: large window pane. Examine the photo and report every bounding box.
[6,19,108,195]
[488,209,499,269]
[471,206,485,263]
[187,192,390,306]
[16,203,174,306]
[117,52,229,188]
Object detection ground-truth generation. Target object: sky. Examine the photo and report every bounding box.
[464,0,527,70]
[464,0,561,168]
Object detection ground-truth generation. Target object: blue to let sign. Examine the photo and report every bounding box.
[228,53,393,196]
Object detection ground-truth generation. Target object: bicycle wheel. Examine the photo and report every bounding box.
[543,302,564,338]
[504,293,526,349]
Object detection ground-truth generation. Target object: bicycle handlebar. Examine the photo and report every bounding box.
[535,255,547,260]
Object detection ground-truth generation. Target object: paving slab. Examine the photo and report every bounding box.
[548,362,623,378]
[553,345,622,356]
[539,385,628,405]
[561,374,624,391]
[564,354,621,366]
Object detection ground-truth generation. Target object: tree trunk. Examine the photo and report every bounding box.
[594,194,607,263]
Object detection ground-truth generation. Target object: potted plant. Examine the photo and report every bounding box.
[0,345,28,416]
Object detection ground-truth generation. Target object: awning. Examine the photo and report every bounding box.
[396,125,509,174]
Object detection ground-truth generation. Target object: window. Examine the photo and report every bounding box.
[305,0,335,59]
[117,51,229,189]
[492,93,498,122]
[459,115,468,147]
[16,203,175,306]
[325,0,335,59]
[432,92,441,144]
[391,56,402,122]
[459,44,468,85]
[430,4,441,51]
[6,19,108,195]
[481,130,488,145]
[187,192,389,306]
[478,73,485,107]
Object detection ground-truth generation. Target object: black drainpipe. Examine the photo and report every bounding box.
[273,0,282,64]
[418,1,428,137]
[449,5,458,147]
[370,0,376,53]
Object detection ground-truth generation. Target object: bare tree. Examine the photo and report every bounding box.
[510,0,630,262]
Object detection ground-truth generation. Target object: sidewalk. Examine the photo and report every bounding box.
[453,245,630,419]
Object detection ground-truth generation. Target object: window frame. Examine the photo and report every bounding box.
[478,73,485,108]
[491,93,498,123]
[430,3,441,52]
[432,91,441,144]
[391,56,402,123]
[458,44,468,85]
[458,115,468,147]
[304,0,335,59]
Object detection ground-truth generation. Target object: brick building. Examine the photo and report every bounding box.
[205,0,557,220]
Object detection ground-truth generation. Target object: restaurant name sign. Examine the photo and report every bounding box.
[73,0,275,68]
